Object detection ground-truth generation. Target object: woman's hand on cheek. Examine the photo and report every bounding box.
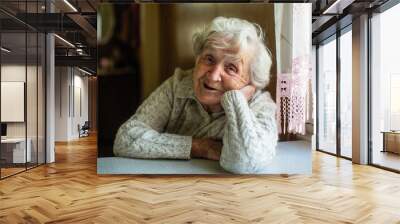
[220,73,255,101]
[239,85,256,101]
[220,73,249,91]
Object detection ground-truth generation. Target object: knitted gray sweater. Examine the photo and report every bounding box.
[113,68,278,174]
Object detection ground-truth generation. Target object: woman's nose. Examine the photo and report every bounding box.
[207,65,222,82]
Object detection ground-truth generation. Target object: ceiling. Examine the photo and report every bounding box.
[0,0,394,71]
[0,0,99,72]
[311,0,390,43]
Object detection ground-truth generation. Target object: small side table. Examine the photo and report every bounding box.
[1,138,32,163]
[381,131,400,154]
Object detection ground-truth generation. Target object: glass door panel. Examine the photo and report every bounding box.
[27,31,38,169]
[1,31,28,178]
[318,37,337,154]
[371,3,400,171]
[340,29,352,158]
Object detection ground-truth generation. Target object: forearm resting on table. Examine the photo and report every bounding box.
[113,119,192,159]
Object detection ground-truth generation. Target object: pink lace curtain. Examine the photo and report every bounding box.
[274,4,312,135]
[276,57,311,134]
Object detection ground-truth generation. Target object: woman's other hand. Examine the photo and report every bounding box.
[191,138,222,160]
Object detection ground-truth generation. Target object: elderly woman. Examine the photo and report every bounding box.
[113,17,278,174]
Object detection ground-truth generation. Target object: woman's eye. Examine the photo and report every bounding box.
[227,65,237,73]
[204,56,214,64]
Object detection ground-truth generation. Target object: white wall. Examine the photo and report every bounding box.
[1,66,26,135]
[1,65,41,137]
[55,67,69,141]
[1,64,46,164]
[55,67,89,141]
[71,72,89,138]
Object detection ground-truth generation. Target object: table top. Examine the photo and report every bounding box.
[381,131,400,134]
[1,137,29,143]
[97,140,312,175]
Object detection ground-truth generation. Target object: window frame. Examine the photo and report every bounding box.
[315,24,353,161]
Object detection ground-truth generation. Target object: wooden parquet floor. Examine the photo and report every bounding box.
[1,134,400,224]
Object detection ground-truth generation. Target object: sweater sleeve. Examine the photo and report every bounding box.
[113,73,192,160]
[219,90,278,174]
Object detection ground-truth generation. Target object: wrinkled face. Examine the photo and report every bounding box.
[193,47,252,111]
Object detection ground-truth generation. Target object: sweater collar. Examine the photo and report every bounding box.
[176,68,196,100]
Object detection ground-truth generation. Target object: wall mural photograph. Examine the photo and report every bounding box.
[97,3,313,175]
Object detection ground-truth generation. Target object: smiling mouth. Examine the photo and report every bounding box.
[203,83,219,91]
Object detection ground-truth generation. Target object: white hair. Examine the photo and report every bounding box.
[192,16,272,89]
